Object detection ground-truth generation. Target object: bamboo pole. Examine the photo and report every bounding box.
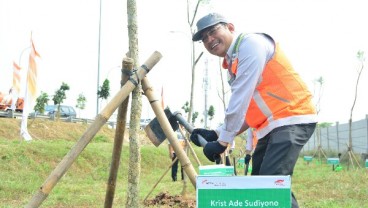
[104,58,133,207]
[141,77,198,187]
[25,51,162,208]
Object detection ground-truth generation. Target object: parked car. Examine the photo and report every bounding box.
[30,105,77,118]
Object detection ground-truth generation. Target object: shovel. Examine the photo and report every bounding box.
[145,110,221,164]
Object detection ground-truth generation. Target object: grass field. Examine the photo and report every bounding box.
[1,118,367,207]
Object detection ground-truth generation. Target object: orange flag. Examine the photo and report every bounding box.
[21,35,41,141]
[27,37,40,99]
[12,61,22,94]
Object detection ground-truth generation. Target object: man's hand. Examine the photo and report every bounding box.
[244,154,252,165]
[190,128,218,147]
[203,141,227,162]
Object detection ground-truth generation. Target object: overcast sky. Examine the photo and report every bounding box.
[1,0,367,127]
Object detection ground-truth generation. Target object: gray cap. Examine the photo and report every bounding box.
[192,13,228,41]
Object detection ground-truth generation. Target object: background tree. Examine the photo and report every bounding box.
[52,82,70,119]
[182,101,199,125]
[75,93,87,118]
[33,91,49,116]
[345,50,365,169]
[313,76,324,115]
[217,57,229,113]
[208,105,215,127]
[185,0,205,126]
[97,78,110,106]
[192,111,199,124]
[181,101,190,115]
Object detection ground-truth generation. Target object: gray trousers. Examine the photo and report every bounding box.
[251,123,316,208]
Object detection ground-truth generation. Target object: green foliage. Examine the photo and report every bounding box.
[181,101,189,113]
[208,105,215,120]
[357,50,365,62]
[192,111,198,124]
[52,82,70,105]
[1,127,368,207]
[33,91,49,113]
[97,79,110,100]
[76,93,87,110]
[93,135,109,143]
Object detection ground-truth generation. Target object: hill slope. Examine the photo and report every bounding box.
[0,117,129,142]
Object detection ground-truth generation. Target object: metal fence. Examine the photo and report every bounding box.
[303,115,368,155]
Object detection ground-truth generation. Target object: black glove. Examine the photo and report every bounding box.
[244,154,252,165]
[203,141,227,162]
[190,128,218,147]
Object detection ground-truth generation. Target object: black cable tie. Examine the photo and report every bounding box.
[129,70,139,87]
[134,69,140,85]
[122,68,133,76]
[141,64,150,73]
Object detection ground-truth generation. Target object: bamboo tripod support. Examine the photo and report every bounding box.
[312,127,328,162]
[141,77,199,187]
[25,51,162,208]
[104,58,133,207]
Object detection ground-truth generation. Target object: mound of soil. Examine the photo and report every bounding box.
[144,192,196,208]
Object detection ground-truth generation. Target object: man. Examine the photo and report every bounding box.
[189,13,317,207]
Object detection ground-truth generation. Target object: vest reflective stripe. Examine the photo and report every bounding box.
[253,90,273,121]
[222,33,245,74]
[227,34,316,138]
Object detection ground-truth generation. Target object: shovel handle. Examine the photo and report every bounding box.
[196,134,208,147]
[173,111,221,164]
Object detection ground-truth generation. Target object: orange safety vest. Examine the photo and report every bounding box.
[224,33,316,138]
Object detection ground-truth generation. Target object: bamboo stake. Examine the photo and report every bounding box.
[104,58,133,207]
[141,77,198,187]
[25,51,162,208]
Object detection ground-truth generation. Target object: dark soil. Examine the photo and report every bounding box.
[144,192,196,208]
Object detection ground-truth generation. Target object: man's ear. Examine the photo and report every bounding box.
[227,23,235,32]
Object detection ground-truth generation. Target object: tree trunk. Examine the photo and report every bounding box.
[126,0,141,207]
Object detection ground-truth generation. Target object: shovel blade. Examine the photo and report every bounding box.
[144,108,179,147]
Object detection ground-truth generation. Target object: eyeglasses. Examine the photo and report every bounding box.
[201,24,223,43]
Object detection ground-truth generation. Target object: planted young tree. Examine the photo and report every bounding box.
[33,91,49,115]
[313,76,324,115]
[311,76,327,161]
[76,93,87,118]
[345,50,365,170]
[126,0,142,207]
[52,82,70,119]
[30,92,49,124]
